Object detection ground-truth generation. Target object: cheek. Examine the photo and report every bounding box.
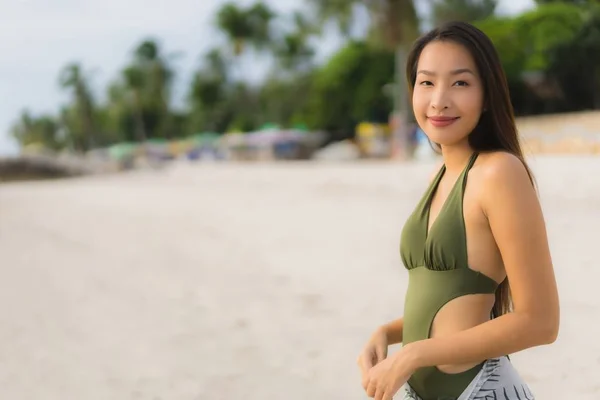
[412,90,428,116]
[458,93,484,121]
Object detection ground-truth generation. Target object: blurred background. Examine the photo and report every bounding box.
[2,0,600,173]
[0,0,599,399]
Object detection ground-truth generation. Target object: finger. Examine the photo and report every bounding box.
[357,355,366,372]
[356,355,364,373]
[356,353,365,366]
[362,373,370,391]
[359,355,374,378]
[366,380,377,398]
[381,390,393,400]
[374,387,384,400]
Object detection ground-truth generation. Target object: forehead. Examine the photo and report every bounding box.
[417,40,478,73]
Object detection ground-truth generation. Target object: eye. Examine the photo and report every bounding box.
[454,80,469,87]
[419,80,433,86]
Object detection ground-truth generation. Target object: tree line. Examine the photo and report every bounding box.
[11,0,600,153]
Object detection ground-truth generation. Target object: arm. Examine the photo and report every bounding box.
[379,318,404,345]
[404,154,560,369]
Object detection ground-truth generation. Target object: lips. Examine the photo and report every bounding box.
[428,116,460,127]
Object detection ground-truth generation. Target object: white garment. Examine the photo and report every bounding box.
[402,357,534,400]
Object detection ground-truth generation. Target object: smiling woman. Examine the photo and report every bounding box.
[412,41,485,148]
[356,21,559,400]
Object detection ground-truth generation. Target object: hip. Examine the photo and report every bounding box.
[403,356,534,400]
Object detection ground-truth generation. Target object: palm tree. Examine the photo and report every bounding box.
[309,0,421,159]
[11,111,60,150]
[122,66,147,143]
[189,52,225,132]
[59,63,97,151]
[214,2,276,130]
[204,49,229,82]
[273,11,317,73]
[132,39,179,138]
[216,2,276,57]
[432,0,497,27]
[306,0,358,38]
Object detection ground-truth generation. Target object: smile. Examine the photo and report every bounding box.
[428,116,460,127]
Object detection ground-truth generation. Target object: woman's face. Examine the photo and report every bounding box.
[412,40,485,147]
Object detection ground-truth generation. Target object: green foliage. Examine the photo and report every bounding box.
[513,3,584,71]
[187,49,232,133]
[304,42,394,138]
[476,2,591,114]
[58,63,98,150]
[306,0,358,38]
[216,2,276,55]
[475,16,522,78]
[11,112,63,151]
[433,0,497,27]
[11,0,600,153]
[477,3,583,75]
[258,74,314,127]
[534,0,594,4]
[547,4,600,109]
[363,0,420,50]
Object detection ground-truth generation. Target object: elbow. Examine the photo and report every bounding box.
[542,317,560,345]
[545,303,561,344]
[536,311,560,345]
[520,309,559,346]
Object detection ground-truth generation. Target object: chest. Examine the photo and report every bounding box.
[400,172,488,270]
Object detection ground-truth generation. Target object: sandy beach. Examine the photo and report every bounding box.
[0,155,598,399]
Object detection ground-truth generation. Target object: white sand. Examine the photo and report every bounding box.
[0,156,598,399]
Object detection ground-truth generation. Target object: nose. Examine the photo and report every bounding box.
[431,87,450,110]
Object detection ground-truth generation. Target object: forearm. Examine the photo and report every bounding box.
[380,317,404,345]
[408,311,557,369]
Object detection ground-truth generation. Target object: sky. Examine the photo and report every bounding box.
[0,0,535,155]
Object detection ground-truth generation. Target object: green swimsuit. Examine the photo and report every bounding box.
[399,152,499,400]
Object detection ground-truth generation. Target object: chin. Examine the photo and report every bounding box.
[422,129,469,147]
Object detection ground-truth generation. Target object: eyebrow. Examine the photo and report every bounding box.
[417,68,476,76]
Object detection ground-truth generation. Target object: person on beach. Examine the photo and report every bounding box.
[356,21,559,400]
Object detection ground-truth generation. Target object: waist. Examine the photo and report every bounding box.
[408,362,485,400]
[402,267,496,399]
[402,266,496,345]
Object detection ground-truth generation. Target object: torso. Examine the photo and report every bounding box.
[427,151,505,372]
[399,151,510,398]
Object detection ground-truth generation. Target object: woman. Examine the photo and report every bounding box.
[356,21,559,400]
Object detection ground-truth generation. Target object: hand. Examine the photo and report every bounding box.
[363,345,418,400]
[357,328,388,390]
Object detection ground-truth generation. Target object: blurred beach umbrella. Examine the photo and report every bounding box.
[258,122,280,131]
[108,142,138,161]
[293,123,309,131]
[189,132,221,146]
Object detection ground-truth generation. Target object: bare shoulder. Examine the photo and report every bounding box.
[475,151,533,189]
[474,151,537,214]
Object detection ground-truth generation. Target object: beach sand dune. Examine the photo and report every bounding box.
[0,156,598,399]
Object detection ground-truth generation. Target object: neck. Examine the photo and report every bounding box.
[439,141,476,174]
